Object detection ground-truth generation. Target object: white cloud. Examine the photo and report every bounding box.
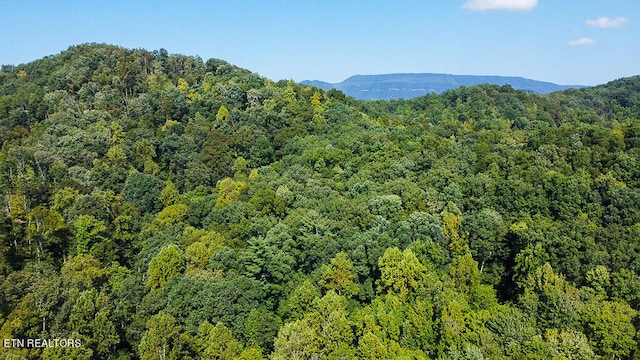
[463,0,538,11]
[586,17,630,28]
[568,37,597,46]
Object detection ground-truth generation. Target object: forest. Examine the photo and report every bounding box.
[0,43,639,359]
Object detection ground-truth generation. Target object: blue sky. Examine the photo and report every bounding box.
[0,0,637,86]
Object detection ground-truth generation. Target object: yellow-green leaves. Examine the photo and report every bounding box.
[196,321,243,359]
[378,247,426,299]
[271,319,318,360]
[216,105,229,122]
[159,179,180,207]
[358,332,387,360]
[319,251,359,298]
[138,311,183,360]
[73,215,107,255]
[146,244,185,290]
[61,254,105,290]
[215,177,246,207]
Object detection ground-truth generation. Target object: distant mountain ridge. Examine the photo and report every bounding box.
[302,73,585,100]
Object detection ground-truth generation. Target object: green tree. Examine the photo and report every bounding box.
[185,241,213,272]
[216,105,229,121]
[443,212,468,257]
[215,177,246,207]
[368,195,403,220]
[244,307,281,351]
[610,268,640,308]
[240,229,296,296]
[271,319,318,360]
[311,91,326,125]
[146,244,185,289]
[448,253,481,295]
[463,208,507,283]
[402,299,437,351]
[544,328,595,360]
[584,265,610,296]
[25,206,67,261]
[64,289,120,356]
[196,321,243,359]
[307,291,354,357]
[160,179,180,207]
[378,247,426,298]
[60,253,105,290]
[279,278,321,321]
[138,311,184,360]
[358,332,387,360]
[582,299,637,359]
[519,263,581,331]
[438,299,468,354]
[72,214,107,255]
[123,172,164,213]
[92,310,120,356]
[236,347,266,360]
[512,242,549,288]
[319,251,359,298]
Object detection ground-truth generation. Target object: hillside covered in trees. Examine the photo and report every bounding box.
[1,44,640,359]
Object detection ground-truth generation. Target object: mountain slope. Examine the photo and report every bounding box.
[1,44,640,359]
[302,73,584,100]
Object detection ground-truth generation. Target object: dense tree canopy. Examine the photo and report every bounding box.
[1,43,640,359]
